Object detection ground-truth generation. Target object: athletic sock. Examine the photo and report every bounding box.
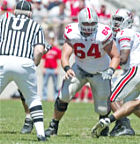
[30,104,45,137]
[109,114,116,123]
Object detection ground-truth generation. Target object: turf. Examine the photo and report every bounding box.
[0,99,140,144]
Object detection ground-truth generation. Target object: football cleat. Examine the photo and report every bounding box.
[91,118,110,138]
[20,118,33,134]
[45,119,59,137]
[100,126,109,136]
[110,118,135,136]
[37,135,46,141]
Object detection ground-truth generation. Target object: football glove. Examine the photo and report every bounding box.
[44,41,52,53]
[101,67,115,80]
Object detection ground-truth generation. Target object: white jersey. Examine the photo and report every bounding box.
[64,23,113,74]
[116,28,140,69]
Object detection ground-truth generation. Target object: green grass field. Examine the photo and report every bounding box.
[0,100,140,144]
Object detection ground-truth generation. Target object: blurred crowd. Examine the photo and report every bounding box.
[0,0,140,102]
[1,0,140,45]
[0,0,115,45]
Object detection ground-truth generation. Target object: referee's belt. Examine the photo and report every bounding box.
[77,66,98,77]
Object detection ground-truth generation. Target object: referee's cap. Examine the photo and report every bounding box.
[16,0,32,11]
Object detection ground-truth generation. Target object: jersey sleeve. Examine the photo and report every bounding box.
[33,26,45,46]
[101,25,113,46]
[117,29,131,50]
[63,24,73,41]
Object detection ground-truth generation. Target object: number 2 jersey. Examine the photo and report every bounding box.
[64,23,113,74]
[116,28,140,69]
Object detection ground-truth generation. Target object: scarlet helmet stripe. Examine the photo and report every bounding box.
[87,8,91,19]
[110,66,137,102]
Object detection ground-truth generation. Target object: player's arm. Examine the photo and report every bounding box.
[61,41,73,67]
[118,35,131,66]
[34,44,44,66]
[61,41,75,79]
[33,26,46,66]
[100,40,120,80]
[100,26,120,80]
[120,49,130,65]
[104,40,120,70]
[118,29,131,66]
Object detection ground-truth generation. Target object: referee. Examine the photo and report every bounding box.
[0,0,47,141]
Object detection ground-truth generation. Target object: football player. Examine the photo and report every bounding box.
[109,9,136,137]
[45,7,120,137]
[91,9,140,138]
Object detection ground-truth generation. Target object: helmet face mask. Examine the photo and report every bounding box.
[80,22,97,34]
[78,8,98,36]
[112,9,133,36]
[112,16,123,34]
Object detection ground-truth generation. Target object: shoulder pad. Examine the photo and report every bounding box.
[117,28,134,43]
[63,23,79,41]
[98,24,113,42]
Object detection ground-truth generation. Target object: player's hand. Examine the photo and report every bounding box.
[101,67,115,80]
[65,69,75,79]
[43,42,52,54]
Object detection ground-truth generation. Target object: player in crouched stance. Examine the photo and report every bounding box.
[91,9,140,138]
[45,7,120,137]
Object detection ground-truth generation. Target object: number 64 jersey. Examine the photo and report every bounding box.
[64,23,113,74]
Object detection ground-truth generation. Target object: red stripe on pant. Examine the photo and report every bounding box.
[110,66,136,102]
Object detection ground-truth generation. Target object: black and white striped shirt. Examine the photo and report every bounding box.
[0,14,45,59]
